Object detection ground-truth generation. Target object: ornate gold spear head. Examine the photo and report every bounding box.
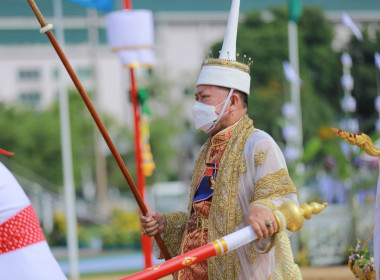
[331,128,380,157]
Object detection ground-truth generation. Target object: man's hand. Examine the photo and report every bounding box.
[247,205,278,241]
[140,211,165,237]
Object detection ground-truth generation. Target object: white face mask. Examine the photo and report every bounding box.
[191,89,234,133]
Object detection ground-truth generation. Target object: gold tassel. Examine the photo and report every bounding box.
[141,115,155,177]
[273,210,302,280]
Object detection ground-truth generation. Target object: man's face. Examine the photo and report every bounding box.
[195,85,229,116]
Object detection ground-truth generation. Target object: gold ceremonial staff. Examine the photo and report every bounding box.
[25,0,171,260]
[331,128,380,157]
[121,201,328,280]
[332,127,379,280]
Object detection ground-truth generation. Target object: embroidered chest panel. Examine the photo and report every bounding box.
[188,115,255,279]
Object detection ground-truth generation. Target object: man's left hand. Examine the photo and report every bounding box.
[247,205,278,241]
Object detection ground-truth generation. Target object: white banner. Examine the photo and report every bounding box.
[342,12,363,41]
[375,52,380,70]
[283,61,302,85]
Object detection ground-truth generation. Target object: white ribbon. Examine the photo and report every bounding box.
[283,61,302,85]
[342,12,363,41]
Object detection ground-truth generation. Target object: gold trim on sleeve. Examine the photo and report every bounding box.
[250,199,277,212]
[254,168,297,201]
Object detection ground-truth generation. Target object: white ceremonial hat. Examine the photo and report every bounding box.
[196,0,251,95]
[106,10,155,68]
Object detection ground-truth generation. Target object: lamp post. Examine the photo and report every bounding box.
[122,0,152,268]
[106,0,156,267]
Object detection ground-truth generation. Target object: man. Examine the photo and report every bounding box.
[141,0,298,279]
[0,148,67,279]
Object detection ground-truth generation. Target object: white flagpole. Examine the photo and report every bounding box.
[86,7,109,220]
[53,0,80,279]
[288,21,303,158]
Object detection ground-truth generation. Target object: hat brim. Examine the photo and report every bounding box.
[196,65,251,95]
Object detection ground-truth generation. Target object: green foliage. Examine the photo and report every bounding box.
[46,210,90,247]
[0,90,95,188]
[49,90,95,186]
[101,208,140,249]
[0,104,62,185]
[140,71,184,184]
[295,248,310,267]
[302,137,322,162]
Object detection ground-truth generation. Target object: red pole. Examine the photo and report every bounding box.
[123,0,132,9]
[120,243,217,280]
[124,0,153,268]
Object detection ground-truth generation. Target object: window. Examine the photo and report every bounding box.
[18,69,41,81]
[76,67,93,79]
[19,91,41,109]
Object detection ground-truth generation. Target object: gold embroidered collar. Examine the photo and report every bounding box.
[210,121,238,147]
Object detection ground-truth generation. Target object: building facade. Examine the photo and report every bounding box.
[1,0,379,124]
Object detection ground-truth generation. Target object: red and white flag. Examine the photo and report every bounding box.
[0,161,67,279]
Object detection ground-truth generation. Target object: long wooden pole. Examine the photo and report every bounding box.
[25,0,171,261]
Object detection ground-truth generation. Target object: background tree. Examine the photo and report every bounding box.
[0,91,93,189]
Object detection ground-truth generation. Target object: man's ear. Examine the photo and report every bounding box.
[230,92,240,111]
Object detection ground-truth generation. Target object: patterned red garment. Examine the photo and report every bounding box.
[174,201,211,280]
[174,125,236,280]
[0,205,45,254]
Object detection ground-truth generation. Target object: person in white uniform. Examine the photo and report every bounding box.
[0,147,67,280]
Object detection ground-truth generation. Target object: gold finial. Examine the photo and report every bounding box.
[275,201,328,233]
[243,54,246,63]
[248,57,253,67]
[331,127,380,157]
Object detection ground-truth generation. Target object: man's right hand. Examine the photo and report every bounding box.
[140,211,165,237]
